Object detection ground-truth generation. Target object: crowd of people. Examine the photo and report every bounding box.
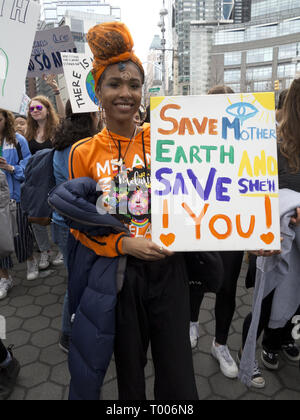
[0,21,300,401]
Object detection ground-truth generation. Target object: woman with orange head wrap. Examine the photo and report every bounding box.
[68,22,198,400]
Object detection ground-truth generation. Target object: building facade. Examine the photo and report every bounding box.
[40,0,120,24]
[172,0,236,95]
[211,0,300,94]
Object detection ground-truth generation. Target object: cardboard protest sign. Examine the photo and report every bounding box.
[61,52,99,113]
[0,0,40,112]
[27,26,76,78]
[19,93,30,116]
[151,93,281,252]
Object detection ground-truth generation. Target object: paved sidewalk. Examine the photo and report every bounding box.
[1,255,299,400]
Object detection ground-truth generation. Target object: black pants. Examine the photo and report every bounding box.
[0,203,34,269]
[242,291,300,351]
[0,339,7,364]
[114,254,198,401]
[190,251,244,345]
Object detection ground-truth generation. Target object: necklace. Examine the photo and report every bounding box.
[107,125,138,172]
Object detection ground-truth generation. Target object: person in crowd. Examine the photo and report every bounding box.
[238,78,300,388]
[0,108,36,298]
[26,96,60,270]
[14,114,27,137]
[66,22,198,400]
[133,105,146,126]
[276,89,288,125]
[52,100,100,353]
[189,85,244,380]
[42,74,66,119]
[0,340,20,400]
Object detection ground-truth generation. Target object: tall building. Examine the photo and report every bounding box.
[39,0,120,24]
[232,0,251,23]
[173,0,236,95]
[210,0,300,95]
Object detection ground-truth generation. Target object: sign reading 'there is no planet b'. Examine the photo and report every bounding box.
[151,93,281,252]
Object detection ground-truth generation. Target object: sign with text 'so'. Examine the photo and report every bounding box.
[61,52,99,114]
[151,93,281,252]
[27,26,77,78]
[0,0,40,112]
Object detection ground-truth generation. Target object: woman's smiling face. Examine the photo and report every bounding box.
[97,62,143,125]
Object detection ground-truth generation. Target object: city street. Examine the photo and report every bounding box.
[1,253,299,400]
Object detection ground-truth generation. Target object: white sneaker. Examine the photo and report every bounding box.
[39,251,51,270]
[211,338,239,379]
[0,276,13,300]
[52,251,64,266]
[190,322,200,349]
[27,258,39,281]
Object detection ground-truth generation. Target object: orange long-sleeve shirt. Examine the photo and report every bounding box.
[69,124,151,257]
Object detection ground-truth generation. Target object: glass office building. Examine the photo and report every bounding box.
[211,0,300,94]
[40,0,121,24]
[173,0,239,95]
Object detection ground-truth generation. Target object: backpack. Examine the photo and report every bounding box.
[0,171,15,256]
[21,149,56,226]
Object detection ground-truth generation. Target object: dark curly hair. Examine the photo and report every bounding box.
[52,100,99,151]
[0,108,17,146]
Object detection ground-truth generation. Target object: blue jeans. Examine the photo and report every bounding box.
[51,223,71,337]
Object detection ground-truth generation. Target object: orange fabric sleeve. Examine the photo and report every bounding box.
[68,140,129,258]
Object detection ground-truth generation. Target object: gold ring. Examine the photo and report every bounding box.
[159,246,163,253]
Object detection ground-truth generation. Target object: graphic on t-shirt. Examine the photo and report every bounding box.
[109,167,151,225]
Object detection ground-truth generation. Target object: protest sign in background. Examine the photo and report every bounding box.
[151,93,281,252]
[0,0,40,112]
[61,52,99,113]
[27,26,76,78]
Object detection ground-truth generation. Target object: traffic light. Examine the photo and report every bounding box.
[274,80,280,91]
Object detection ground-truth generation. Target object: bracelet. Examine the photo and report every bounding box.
[53,90,60,96]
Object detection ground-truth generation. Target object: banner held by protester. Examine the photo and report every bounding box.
[27,26,77,78]
[0,0,40,112]
[151,93,281,252]
[61,52,99,114]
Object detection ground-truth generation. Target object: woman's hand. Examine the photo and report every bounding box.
[122,237,174,261]
[249,249,281,257]
[43,74,59,92]
[0,157,13,172]
[290,208,300,226]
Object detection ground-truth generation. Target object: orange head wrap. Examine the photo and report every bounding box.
[87,22,145,89]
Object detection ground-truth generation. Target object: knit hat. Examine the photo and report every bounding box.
[87,22,145,89]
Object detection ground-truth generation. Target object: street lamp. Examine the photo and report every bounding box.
[158,1,168,95]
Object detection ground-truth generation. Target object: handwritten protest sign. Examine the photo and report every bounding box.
[0,0,40,112]
[151,93,281,252]
[27,26,76,78]
[61,52,99,113]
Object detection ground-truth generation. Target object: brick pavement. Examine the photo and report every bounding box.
[1,254,299,400]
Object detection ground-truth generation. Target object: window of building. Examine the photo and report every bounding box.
[247,48,273,64]
[224,69,241,83]
[224,51,242,66]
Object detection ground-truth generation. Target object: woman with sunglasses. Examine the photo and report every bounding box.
[26,96,60,271]
[0,108,35,298]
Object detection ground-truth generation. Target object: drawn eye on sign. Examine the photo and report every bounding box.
[0,48,9,96]
[226,102,259,125]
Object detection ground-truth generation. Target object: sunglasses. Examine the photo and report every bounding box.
[29,105,43,113]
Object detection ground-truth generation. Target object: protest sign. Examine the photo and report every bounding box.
[19,93,30,116]
[151,93,281,252]
[27,26,76,78]
[0,0,40,112]
[61,52,99,113]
